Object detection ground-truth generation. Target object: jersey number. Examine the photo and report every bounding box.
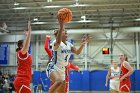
[65,55,68,62]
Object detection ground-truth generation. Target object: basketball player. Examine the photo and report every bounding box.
[46,17,89,93]
[65,61,80,93]
[119,53,133,93]
[14,21,32,93]
[44,35,80,93]
[44,35,52,59]
[49,62,80,93]
[105,61,120,93]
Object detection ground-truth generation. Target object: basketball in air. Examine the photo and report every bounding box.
[57,8,72,23]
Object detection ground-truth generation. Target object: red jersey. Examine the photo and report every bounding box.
[120,62,131,92]
[120,63,130,80]
[16,50,32,83]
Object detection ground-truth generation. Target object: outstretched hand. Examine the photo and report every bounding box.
[28,21,31,32]
[24,31,28,36]
[24,21,32,36]
[78,69,82,73]
[82,34,89,45]
[105,83,108,87]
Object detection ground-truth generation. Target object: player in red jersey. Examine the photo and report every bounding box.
[44,35,52,59]
[119,53,133,93]
[14,21,32,93]
[44,35,80,93]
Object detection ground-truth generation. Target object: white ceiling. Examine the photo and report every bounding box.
[0,0,140,40]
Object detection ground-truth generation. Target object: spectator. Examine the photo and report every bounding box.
[0,75,4,93]
[3,75,9,93]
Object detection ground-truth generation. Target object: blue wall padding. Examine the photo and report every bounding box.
[33,71,40,80]
[69,71,82,90]
[81,70,90,90]
[32,71,40,88]
[33,70,140,91]
[130,71,135,91]
[33,71,51,91]
[135,70,140,90]
[41,71,47,79]
[41,78,51,91]
[90,70,108,90]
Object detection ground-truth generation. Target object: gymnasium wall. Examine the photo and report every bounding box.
[0,33,139,74]
[33,70,140,91]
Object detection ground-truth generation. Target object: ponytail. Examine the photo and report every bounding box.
[16,40,24,52]
[124,54,128,61]
[16,47,21,52]
[125,56,128,61]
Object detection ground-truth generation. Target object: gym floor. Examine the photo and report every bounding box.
[70,91,140,93]
[32,91,140,93]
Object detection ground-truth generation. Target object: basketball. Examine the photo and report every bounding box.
[57,8,72,23]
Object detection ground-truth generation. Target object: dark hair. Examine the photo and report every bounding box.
[16,40,24,52]
[53,29,59,37]
[123,53,128,61]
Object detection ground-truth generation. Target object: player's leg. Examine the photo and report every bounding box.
[115,80,120,93]
[119,91,130,93]
[64,72,69,93]
[55,71,66,93]
[110,89,119,93]
[56,80,66,93]
[48,71,64,93]
[65,81,69,93]
[110,80,120,93]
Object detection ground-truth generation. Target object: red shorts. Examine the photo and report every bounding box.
[14,77,31,93]
[120,79,131,92]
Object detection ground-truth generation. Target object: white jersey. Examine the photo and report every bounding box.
[51,40,73,67]
[110,66,120,80]
[110,66,120,91]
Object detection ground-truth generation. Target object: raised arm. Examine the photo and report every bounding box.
[21,21,31,54]
[69,62,79,71]
[53,16,64,50]
[72,35,89,55]
[44,35,52,59]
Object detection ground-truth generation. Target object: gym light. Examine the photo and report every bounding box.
[135,18,140,21]
[32,22,48,25]
[43,5,61,8]
[14,2,19,6]
[33,18,38,21]
[47,0,52,2]
[13,7,28,10]
[77,20,93,23]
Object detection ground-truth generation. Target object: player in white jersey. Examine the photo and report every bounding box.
[105,61,120,93]
[46,17,89,93]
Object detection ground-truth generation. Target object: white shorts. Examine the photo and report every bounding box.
[110,79,120,91]
[46,62,65,80]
